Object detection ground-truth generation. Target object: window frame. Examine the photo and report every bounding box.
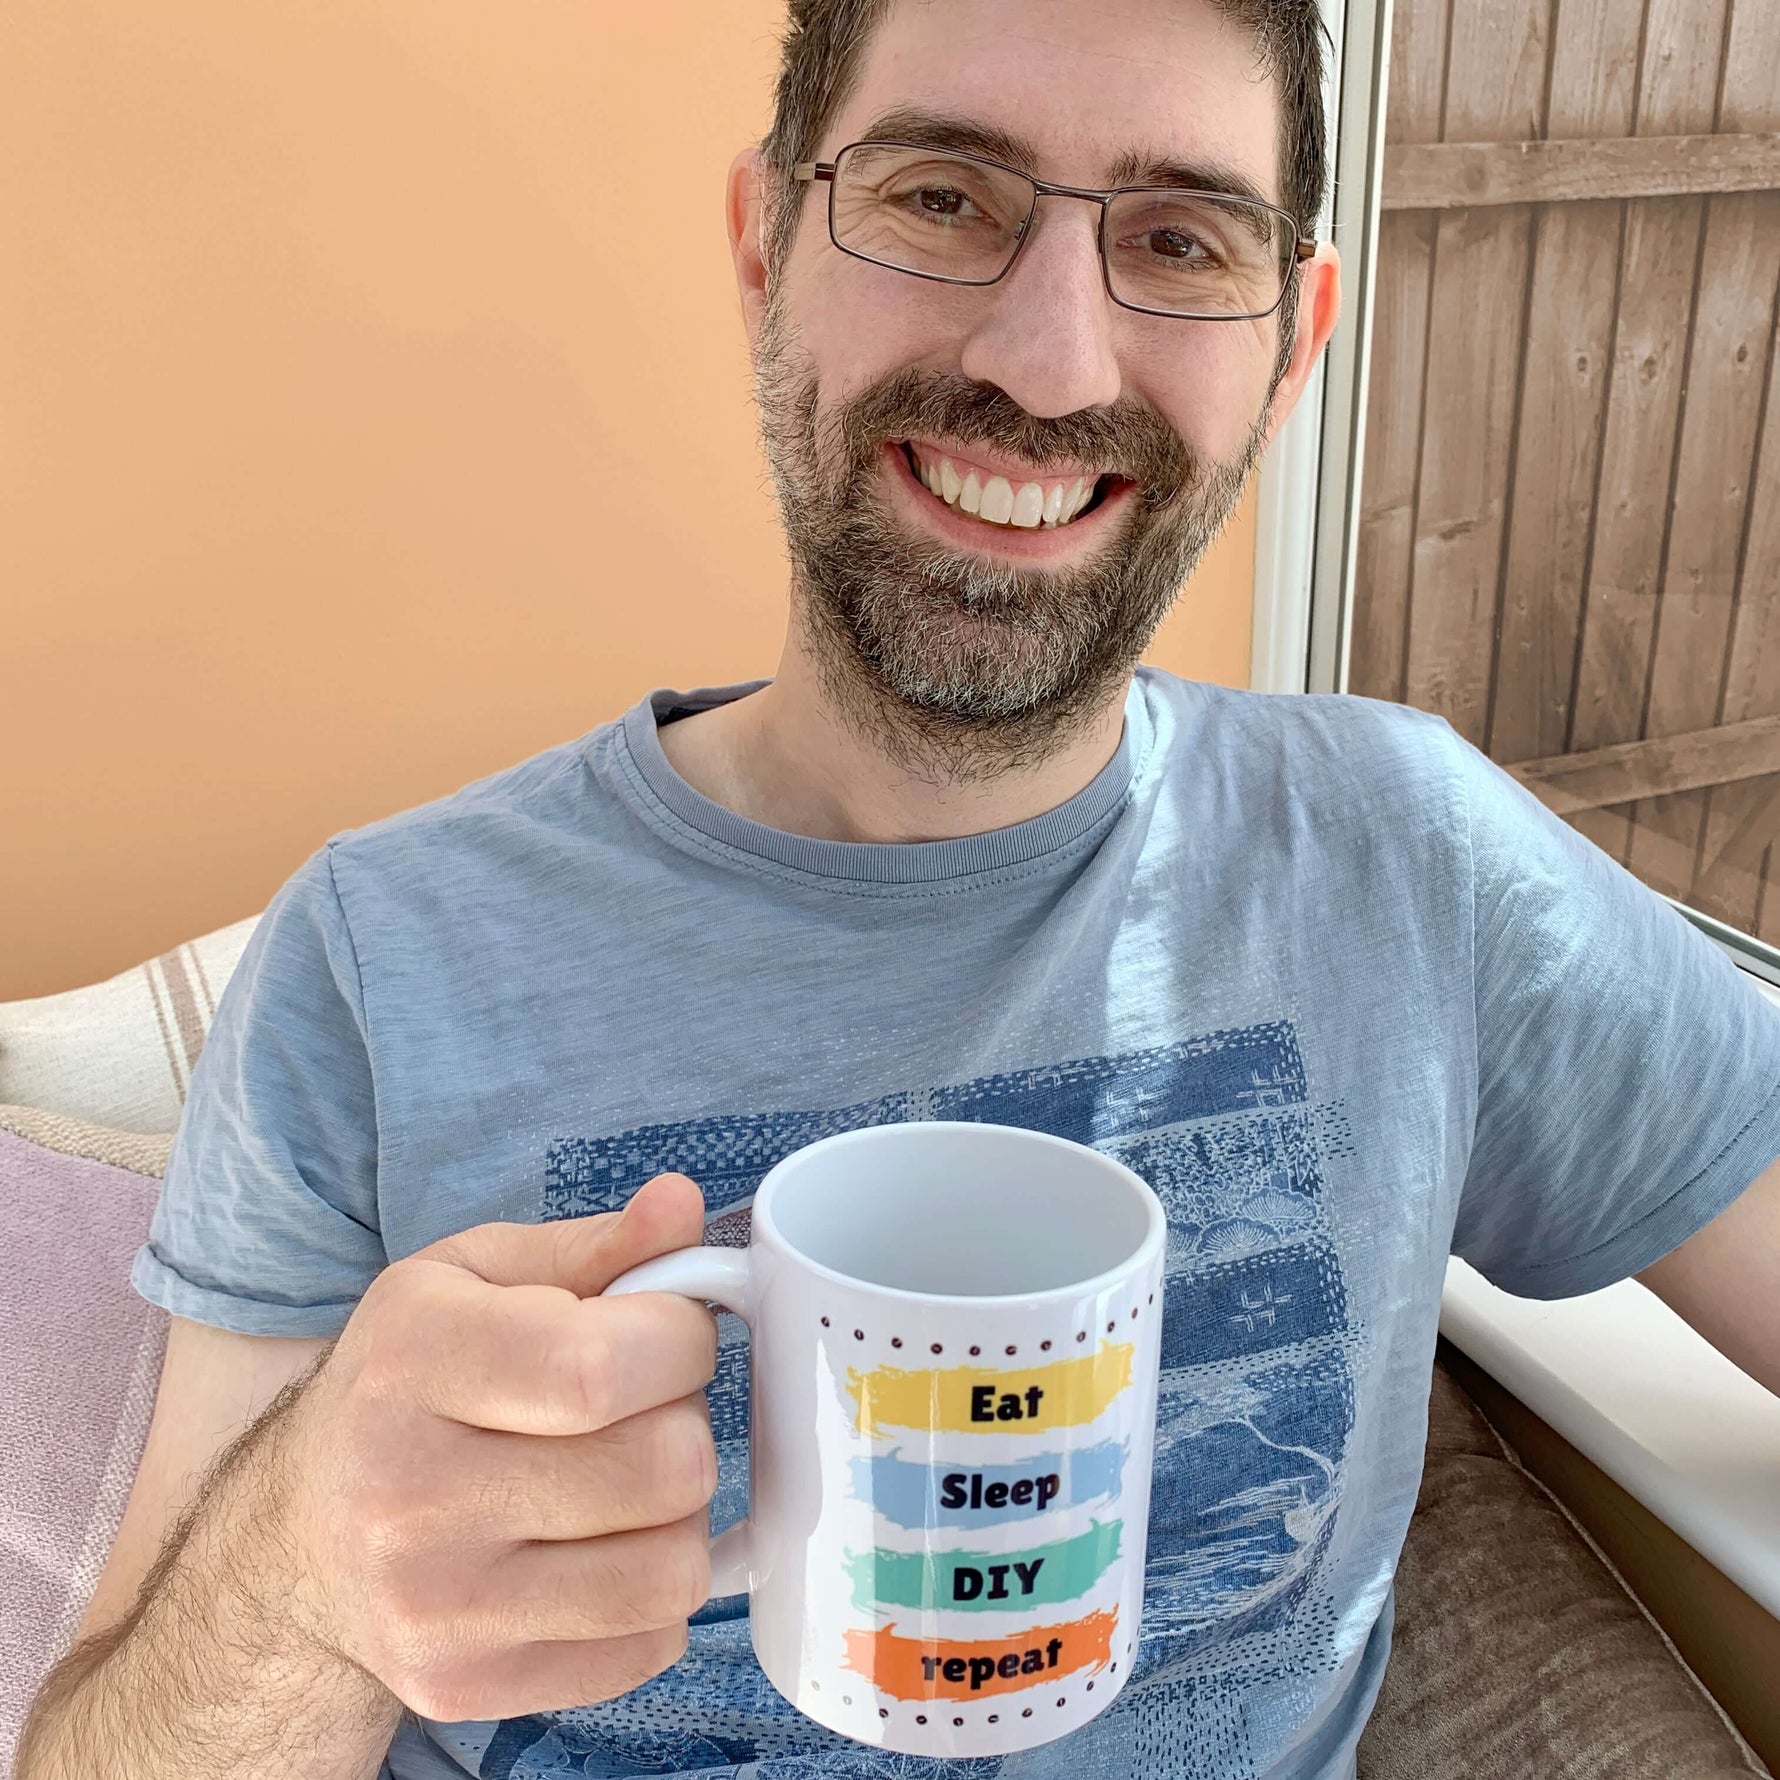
[1251,0,1392,699]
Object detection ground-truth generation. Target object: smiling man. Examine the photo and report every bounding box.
[665,0,1332,827]
[20,3,1780,1780]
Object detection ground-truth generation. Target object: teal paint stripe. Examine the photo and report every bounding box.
[845,1520,1123,1614]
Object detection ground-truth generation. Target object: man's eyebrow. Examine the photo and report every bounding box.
[851,105,1279,210]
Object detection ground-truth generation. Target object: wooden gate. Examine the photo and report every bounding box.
[1351,0,1780,937]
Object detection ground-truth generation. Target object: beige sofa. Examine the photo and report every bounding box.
[1,919,1773,1777]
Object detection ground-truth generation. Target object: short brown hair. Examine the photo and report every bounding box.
[756,0,1330,293]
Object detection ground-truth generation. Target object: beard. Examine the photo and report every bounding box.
[750,283,1279,785]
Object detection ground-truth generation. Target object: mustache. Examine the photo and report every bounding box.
[829,367,1200,511]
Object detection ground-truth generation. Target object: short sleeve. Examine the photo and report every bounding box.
[131,845,387,1336]
[1448,726,1780,1298]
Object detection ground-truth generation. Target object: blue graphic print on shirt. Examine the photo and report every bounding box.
[478,1019,1358,1777]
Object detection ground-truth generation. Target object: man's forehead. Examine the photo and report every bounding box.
[827,0,1283,209]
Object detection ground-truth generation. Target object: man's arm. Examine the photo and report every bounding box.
[1636,1151,1780,1397]
[65,1319,333,1652]
[16,1373,402,1780]
[21,1178,721,1779]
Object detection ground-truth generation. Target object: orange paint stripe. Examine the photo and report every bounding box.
[843,1607,1117,1702]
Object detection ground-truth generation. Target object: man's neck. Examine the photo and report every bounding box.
[654,647,1133,845]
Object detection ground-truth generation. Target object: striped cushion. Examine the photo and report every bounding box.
[0,917,259,1136]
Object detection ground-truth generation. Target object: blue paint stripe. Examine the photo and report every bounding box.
[851,1438,1128,1528]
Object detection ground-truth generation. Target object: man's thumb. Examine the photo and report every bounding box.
[420,1172,707,1296]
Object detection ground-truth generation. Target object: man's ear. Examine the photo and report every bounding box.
[1260,244,1342,453]
[728,145,770,353]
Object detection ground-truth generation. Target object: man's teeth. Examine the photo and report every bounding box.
[911,449,1100,528]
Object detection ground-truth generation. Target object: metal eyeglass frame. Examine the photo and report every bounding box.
[792,139,1318,323]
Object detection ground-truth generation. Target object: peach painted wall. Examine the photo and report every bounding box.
[0,1,1255,1002]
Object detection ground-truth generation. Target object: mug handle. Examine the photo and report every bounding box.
[602,1246,755,1597]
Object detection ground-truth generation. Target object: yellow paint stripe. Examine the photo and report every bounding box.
[845,1344,1133,1436]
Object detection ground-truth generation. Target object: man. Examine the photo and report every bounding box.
[19,0,1780,1776]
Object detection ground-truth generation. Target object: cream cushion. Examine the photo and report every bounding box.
[0,917,259,1135]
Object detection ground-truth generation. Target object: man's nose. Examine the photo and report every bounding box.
[955,199,1123,419]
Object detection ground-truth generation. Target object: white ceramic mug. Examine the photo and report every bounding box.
[604,1119,1166,1759]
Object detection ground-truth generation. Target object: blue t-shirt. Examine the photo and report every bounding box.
[133,666,1780,1780]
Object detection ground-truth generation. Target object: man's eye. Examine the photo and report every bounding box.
[1143,229,1217,263]
[893,186,980,220]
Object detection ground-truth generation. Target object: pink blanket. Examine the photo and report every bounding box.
[0,1125,167,1773]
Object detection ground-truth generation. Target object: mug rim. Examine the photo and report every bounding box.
[749,1119,1166,1306]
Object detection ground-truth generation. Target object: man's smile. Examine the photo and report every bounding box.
[882,439,1137,560]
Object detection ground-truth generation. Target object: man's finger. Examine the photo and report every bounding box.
[384,1273,719,1435]
[453,1393,717,1541]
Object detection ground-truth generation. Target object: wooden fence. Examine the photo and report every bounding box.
[1351,0,1780,939]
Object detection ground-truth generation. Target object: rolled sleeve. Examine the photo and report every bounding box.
[131,844,387,1337]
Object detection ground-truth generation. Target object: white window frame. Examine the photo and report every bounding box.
[1251,0,1392,698]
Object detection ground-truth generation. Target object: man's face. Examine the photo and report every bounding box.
[736,0,1333,772]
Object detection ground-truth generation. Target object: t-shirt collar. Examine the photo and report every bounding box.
[618,671,1155,886]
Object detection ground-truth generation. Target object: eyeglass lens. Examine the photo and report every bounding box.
[830,143,1291,320]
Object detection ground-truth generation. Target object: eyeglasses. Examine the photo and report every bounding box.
[793,140,1316,323]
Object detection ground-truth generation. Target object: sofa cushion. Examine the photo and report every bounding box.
[0,915,258,1136]
[0,1104,174,1177]
[0,1115,167,1775]
[1358,1352,1769,1777]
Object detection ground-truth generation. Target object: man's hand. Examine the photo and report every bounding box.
[270,1171,720,1722]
